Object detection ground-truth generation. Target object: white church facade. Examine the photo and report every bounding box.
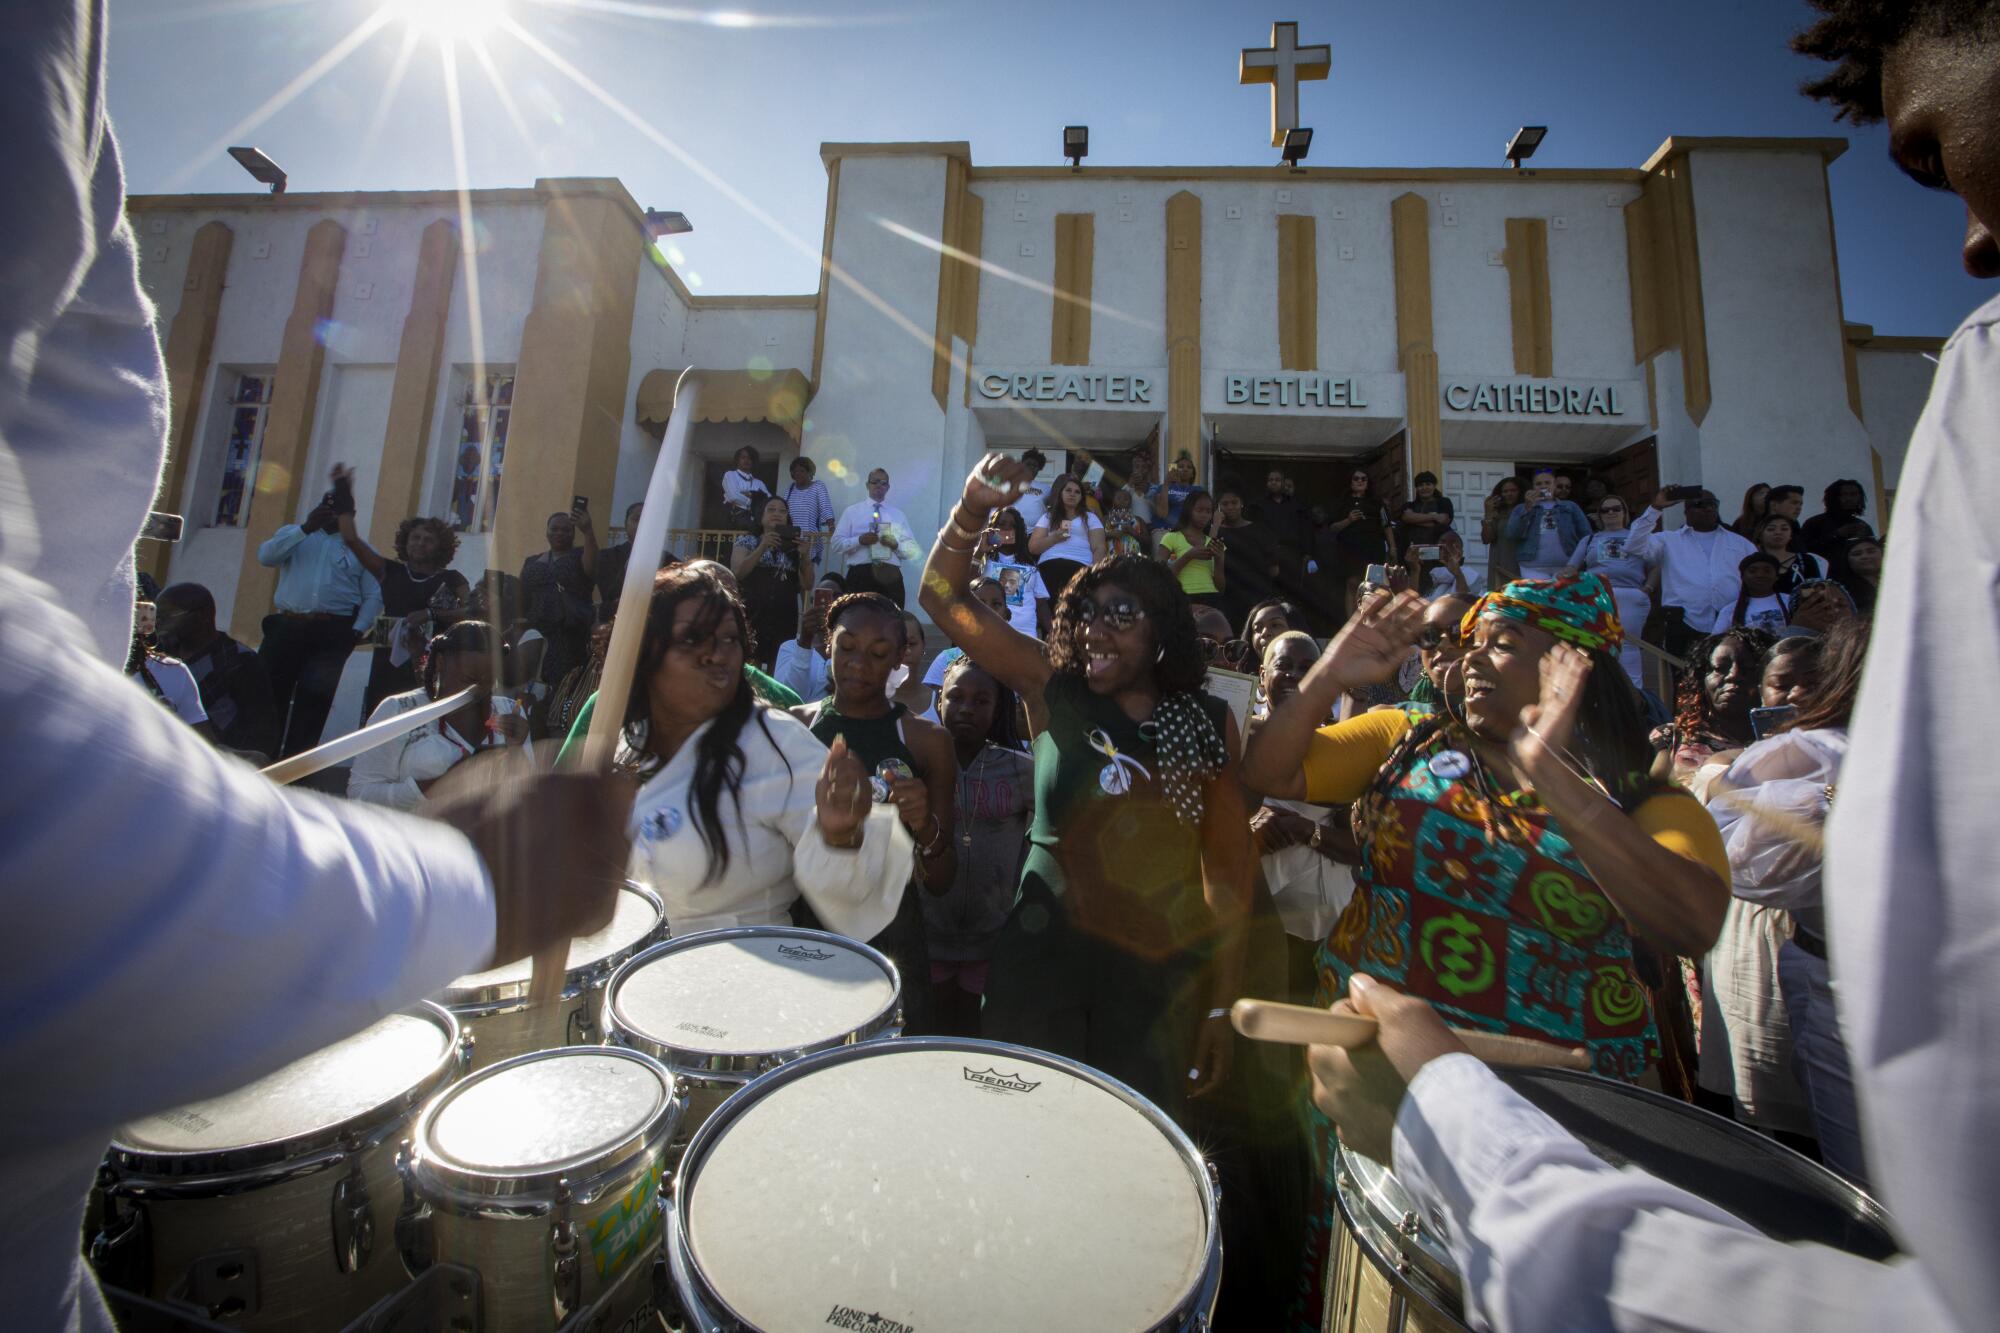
[129,132,1942,637]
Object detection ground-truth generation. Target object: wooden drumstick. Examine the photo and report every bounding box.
[261,687,479,785]
[1231,998,1594,1071]
[524,370,704,1007]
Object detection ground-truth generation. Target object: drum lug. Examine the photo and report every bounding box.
[458,1029,477,1067]
[395,1141,436,1277]
[87,1167,150,1295]
[332,1140,376,1275]
[567,1004,597,1046]
[550,1177,582,1324]
[1399,1209,1420,1237]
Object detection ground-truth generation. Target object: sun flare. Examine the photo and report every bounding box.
[390,0,509,41]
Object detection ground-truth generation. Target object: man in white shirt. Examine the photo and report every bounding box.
[720,444,771,530]
[1625,486,1755,658]
[1306,6,2000,1326]
[830,467,922,608]
[0,10,632,1323]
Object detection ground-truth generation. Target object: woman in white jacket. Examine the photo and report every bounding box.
[1702,618,1870,1182]
[348,622,526,810]
[619,565,911,939]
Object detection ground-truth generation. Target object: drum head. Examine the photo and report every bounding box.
[114,1008,455,1172]
[609,928,898,1062]
[420,1048,673,1186]
[1498,1068,1900,1259]
[443,883,663,1003]
[680,1042,1214,1332]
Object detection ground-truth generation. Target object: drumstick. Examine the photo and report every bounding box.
[1231,999,1593,1071]
[524,369,704,1007]
[261,687,479,785]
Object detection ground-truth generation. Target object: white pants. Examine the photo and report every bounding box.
[1609,584,1652,688]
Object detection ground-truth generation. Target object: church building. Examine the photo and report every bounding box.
[128,22,1942,643]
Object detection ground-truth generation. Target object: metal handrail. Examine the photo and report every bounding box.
[613,528,832,565]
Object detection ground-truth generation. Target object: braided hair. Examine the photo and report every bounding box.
[939,652,1024,751]
[421,621,492,698]
[1792,1,2000,123]
[1670,628,1777,749]
[1048,554,1225,826]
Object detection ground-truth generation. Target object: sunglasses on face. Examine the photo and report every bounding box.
[1077,597,1148,631]
[1599,503,1625,514]
[1417,626,1462,650]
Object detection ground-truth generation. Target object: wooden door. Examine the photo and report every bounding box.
[1440,459,1519,580]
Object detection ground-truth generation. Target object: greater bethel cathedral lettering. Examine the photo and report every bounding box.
[975,371,1156,403]
[1445,381,1626,416]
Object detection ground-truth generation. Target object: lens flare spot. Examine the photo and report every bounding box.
[256,464,291,495]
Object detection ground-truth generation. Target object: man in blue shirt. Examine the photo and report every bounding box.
[256,478,382,757]
[1503,467,1592,580]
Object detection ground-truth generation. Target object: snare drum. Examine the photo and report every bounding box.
[400,1046,683,1332]
[1325,1067,1903,1333]
[603,926,901,1138]
[667,1039,1222,1332]
[440,881,666,1069]
[93,1005,465,1331]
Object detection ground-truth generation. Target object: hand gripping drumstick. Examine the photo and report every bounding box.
[523,369,705,1007]
[261,687,480,785]
[1231,999,1593,1071]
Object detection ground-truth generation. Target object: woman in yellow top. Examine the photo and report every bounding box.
[1242,574,1731,1328]
[1156,488,1225,611]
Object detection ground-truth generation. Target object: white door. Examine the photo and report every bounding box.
[1441,460,1518,583]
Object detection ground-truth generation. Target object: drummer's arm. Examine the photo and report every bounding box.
[1390,1055,1942,1332]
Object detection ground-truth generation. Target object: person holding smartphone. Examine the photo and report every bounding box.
[1625,485,1757,664]
[329,466,471,720]
[1028,473,1107,597]
[1327,467,1398,621]
[1503,467,1592,581]
[731,496,813,672]
[1158,488,1227,610]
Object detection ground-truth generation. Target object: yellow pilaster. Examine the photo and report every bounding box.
[1277,214,1317,371]
[930,156,969,409]
[369,218,459,550]
[1050,212,1095,366]
[1165,191,1203,479]
[230,219,345,641]
[1504,217,1552,377]
[145,219,234,584]
[1391,193,1442,480]
[491,186,644,577]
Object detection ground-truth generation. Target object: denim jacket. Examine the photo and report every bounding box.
[1504,499,1593,567]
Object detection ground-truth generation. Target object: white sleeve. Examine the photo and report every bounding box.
[768,719,913,941]
[1392,1054,1958,1332]
[773,639,819,699]
[347,697,424,811]
[1706,778,1828,910]
[0,570,496,1139]
[829,504,864,563]
[1623,506,1666,557]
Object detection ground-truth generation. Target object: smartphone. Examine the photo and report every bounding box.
[134,601,156,637]
[1364,563,1390,587]
[1412,544,1442,562]
[374,614,403,644]
[1663,484,1701,504]
[813,587,839,610]
[572,494,589,513]
[140,510,184,542]
[1748,704,1798,741]
[777,524,800,542]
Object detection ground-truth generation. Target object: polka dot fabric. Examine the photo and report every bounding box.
[1150,690,1227,827]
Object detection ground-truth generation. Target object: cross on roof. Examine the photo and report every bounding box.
[1239,20,1331,148]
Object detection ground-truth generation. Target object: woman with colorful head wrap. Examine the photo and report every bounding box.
[1242,573,1731,1329]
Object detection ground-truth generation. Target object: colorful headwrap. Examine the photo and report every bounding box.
[1461,572,1624,653]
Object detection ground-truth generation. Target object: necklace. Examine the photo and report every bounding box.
[955,748,994,850]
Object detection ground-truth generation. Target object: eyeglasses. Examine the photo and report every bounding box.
[1076,597,1148,631]
[1417,626,1462,650]
[1598,503,1625,514]
[1199,637,1250,667]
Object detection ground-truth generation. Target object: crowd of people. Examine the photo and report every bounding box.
[16,2,2000,1330]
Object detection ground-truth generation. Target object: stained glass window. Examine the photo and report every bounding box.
[449,370,514,533]
[212,373,275,527]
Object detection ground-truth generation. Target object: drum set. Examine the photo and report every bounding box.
[85,902,1224,1332]
[87,892,1902,1333]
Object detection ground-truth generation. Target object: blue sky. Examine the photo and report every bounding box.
[109,0,1987,334]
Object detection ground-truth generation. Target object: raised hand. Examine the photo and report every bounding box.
[965,452,1036,512]
[815,736,871,846]
[1309,590,1427,691]
[1509,642,1593,778]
